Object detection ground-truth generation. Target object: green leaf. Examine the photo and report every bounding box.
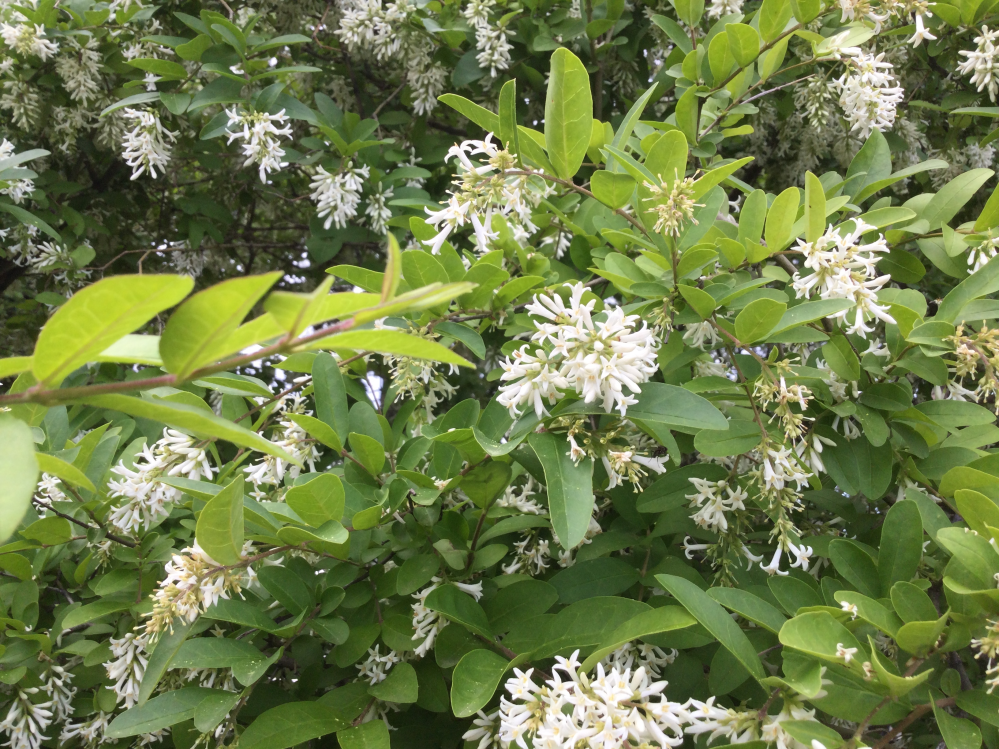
[937,254,999,323]
[935,695,983,749]
[100,91,161,117]
[451,649,511,717]
[669,0,704,26]
[854,159,949,203]
[735,298,786,344]
[527,432,594,550]
[764,186,800,252]
[126,57,188,79]
[627,382,728,432]
[708,588,787,633]
[72,394,297,464]
[424,584,494,641]
[656,574,766,680]
[923,168,994,230]
[0,417,38,544]
[194,691,242,733]
[591,171,636,209]
[195,478,244,566]
[779,610,864,665]
[581,606,697,672]
[171,638,266,684]
[161,272,282,378]
[694,420,761,457]
[726,23,761,66]
[821,335,861,381]
[829,539,880,598]
[338,721,390,749]
[461,461,512,508]
[311,329,472,368]
[239,702,352,749]
[61,600,133,630]
[32,275,192,386]
[550,558,640,604]
[879,500,922,592]
[678,284,717,319]
[286,474,345,526]
[107,688,220,738]
[674,86,700,145]
[285,413,343,454]
[348,432,386,475]
[0,203,60,241]
[397,554,441,596]
[138,618,195,705]
[312,352,350,443]
[804,171,825,243]
[767,299,853,338]
[544,48,593,180]
[822,437,892,499]
[781,720,844,749]
[368,662,418,703]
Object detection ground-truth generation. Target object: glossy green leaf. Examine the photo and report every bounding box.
[528,431,594,550]
[544,48,592,180]
[0,417,38,544]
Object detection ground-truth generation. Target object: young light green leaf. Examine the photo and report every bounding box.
[195,478,244,566]
[0,417,38,545]
[33,275,193,386]
[804,171,826,243]
[161,272,282,378]
[308,329,472,367]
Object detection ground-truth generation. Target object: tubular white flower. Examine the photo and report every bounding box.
[225,108,293,183]
[121,108,176,180]
[686,478,748,533]
[959,26,999,102]
[0,690,53,749]
[104,632,149,708]
[498,283,659,419]
[309,161,370,230]
[835,50,904,138]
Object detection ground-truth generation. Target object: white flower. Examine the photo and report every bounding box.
[836,643,858,663]
[365,182,394,234]
[706,0,744,18]
[792,220,895,338]
[910,12,937,47]
[686,478,748,533]
[41,664,75,722]
[408,58,448,116]
[761,446,812,493]
[835,50,904,138]
[412,577,484,657]
[496,649,688,749]
[495,477,546,515]
[601,641,677,678]
[309,161,370,230]
[243,400,321,497]
[225,108,293,183]
[121,108,176,180]
[683,320,721,350]
[0,690,53,749]
[0,19,58,60]
[356,646,402,684]
[55,37,103,105]
[497,283,659,419]
[761,546,789,576]
[960,26,999,102]
[59,712,112,748]
[108,429,213,535]
[104,632,149,708]
[841,601,859,619]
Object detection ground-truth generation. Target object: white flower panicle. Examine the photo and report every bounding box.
[463,0,513,77]
[686,477,748,533]
[489,649,688,749]
[835,50,904,138]
[55,38,102,106]
[225,108,293,183]
[121,108,176,180]
[146,540,256,635]
[412,577,483,657]
[600,642,677,678]
[310,161,370,230]
[364,181,394,234]
[497,283,659,418]
[0,17,58,60]
[791,219,896,338]
[357,646,402,684]
[104,631,149,708]
[58,712,111,749]
[959,26,999,102]
[423,134,553,256]
[0,690,53,749]
[243,395,321,496]
[41,664,75,723]
[107,428,214,535]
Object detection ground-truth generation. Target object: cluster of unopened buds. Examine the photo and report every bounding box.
[643,173,702,238]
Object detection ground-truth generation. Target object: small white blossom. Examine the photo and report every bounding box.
[121,108,176,180]
[225,108,293,183]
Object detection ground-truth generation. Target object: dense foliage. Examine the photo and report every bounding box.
[6,0,999,748]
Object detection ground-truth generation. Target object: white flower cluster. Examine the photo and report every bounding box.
[478,650,689,748]
[834,50,904,138]
[146,540,256,635]
[33,473,66,514]
[423,135,553,256]
[411,577,483,658]
[121,108,176,180]
[761,538,814,577]
[357,646,402,684]
[601,449,668,491]
[107,428,214,535]
[502,532,553,576]
[58,712,111,749]
[600,642,677,678]
[0,15,58,60]
[0,139,34,205]
[244,395,320,498]
[707,0,744,19]
[463,0,513,78]
[959,26,999,101]
[336,0,419,61]
[498,283,659,418]
[495,477,545,515]
[42,664,75,723]
[408,57,448,116]
[0,690,52,749]
[378,322,458,425]
[364,181,394,234]
[791,219,896,338]
[104,631,149,708]
[54,38,102,106]
[309,161,370,230]
[225,108,293,183]
[686,477,748,533]
[761,445,812,494]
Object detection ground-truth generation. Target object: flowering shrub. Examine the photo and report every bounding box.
[4,0,999,747]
